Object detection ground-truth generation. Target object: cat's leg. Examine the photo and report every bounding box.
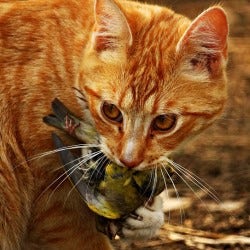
[24,182,114,250]
[120,195,164,239]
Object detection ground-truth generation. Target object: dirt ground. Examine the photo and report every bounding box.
[114,0,250,249]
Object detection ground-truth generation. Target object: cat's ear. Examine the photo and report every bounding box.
[91,0,132,61]
[176,7,228,78]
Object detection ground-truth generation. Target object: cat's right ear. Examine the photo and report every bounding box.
[91,0,133,62]
[176,7,228,79]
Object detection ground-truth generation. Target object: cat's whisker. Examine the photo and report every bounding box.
[167,159,220,204]
[168,159,219,196]
[174,161,219,196]
[177,168,220,203]
[50,154,90,173]
[45,151,103,207]
[82,153,106,184]
[31,144,99,160]
[15,144,99,169]
[176,165,221,203]
[63,170,87,208]
[166,161,212,214]
[145,168,158,207]
[92,155,108,177]
[151,168,158,200]
[45,164,80,208]
[63,153,106,206]
[85,154,107,189]
[43,148,103,175]
[37,150,102,206]
[149,168,157,198]
[160,167,171,223]
[138,168,154,199]
[162,164,184,224]
[74,151,104,180]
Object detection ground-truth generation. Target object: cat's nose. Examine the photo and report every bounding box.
[119,158,143,168]
[119,136,145,168]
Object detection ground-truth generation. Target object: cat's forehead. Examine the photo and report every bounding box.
[116,56,176,114]
[117,18,185,112]
[118,86,156,114]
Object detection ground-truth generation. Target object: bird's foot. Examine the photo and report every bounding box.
[65,115,80,135]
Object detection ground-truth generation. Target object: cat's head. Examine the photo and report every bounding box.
[78,0,228,170]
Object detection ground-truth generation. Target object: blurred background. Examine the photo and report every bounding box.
[114,0,250,249]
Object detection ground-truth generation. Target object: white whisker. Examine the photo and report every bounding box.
[36,150,102,206]
[167,159,220,203]
[168,159,219,196]
[45,150,103,206]
[31,144,99,161]
[160,167,171,223]
[63,153,106,206]
[146,168,158,206]
[162,164,184,224]
[167,161,211,214]
[85,154,106,188]
[14,144,99,169]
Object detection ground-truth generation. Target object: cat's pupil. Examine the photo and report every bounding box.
[152,114,176,132]
[102,101,123,123]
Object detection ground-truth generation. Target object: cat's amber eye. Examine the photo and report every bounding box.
[101,101,123,123]
[152,114,177,132]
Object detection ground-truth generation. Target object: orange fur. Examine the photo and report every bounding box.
[0,0,228,249]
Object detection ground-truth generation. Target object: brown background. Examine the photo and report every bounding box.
[114,0,250,249]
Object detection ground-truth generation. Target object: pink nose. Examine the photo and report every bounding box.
[120,158,143,168]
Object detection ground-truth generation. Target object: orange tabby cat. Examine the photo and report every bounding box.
[0,0,228,249]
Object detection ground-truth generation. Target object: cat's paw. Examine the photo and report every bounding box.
[120,195,164,240]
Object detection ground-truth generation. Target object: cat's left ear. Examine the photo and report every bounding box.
[176,7,228,78]
[91,0,133,62]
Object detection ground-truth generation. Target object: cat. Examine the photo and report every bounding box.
[0,0,228,249]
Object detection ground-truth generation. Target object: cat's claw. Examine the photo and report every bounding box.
[119,195,164,240]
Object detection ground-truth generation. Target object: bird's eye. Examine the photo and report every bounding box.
[152,114,177,132]
[101,101,123,123]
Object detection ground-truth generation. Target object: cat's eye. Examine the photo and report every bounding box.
[101,101,123,123]
[152,114,177,132]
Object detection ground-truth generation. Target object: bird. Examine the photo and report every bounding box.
[44,98,175,237]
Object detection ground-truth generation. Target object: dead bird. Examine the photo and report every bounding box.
[44,98,174,237]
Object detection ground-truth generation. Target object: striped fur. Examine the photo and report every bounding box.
[0,0,228,249]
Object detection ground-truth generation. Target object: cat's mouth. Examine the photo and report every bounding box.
[99,147,145,170]
[99,148,160,171]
